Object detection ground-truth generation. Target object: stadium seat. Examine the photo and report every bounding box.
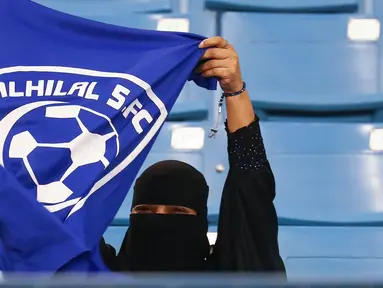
[221,13,381,122]
[32,0,215,35]
[279,227,383,280]
[371,0,383,85]
[205,0,360,13]
[374,0,383,15]
[261,121,383,279]
[33,0,175,14]
[262,123,383,223]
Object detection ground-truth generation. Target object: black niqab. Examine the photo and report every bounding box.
[116,160,211,271]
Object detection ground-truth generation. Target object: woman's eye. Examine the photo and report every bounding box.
[173,208,187,214]
[134,207,152,213]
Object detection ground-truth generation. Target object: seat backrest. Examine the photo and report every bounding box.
[267,121,383,279]
[262,122,383,225]
[221,13,381,122]
[205,0,360,13]
[33,0,174,14]
[264,121,383,278]
[371,0,383,94]
[279,226,383,280]
[32,0,215,34]
[374,0,383,15]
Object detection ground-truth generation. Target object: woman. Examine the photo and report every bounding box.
[100,36,286,273]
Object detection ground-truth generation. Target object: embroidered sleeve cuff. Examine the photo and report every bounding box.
[225,117,268,172]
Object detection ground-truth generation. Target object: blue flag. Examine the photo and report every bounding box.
[0,0,216,272]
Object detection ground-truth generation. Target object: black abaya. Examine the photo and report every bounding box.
[100,117,285,273]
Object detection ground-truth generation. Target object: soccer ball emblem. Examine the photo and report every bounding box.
[7,104,119,211]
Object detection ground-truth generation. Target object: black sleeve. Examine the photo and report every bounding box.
[99,237,118,271]
[211,117,286,273]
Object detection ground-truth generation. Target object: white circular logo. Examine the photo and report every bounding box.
[0,66,169,219]
[0,101,119,213]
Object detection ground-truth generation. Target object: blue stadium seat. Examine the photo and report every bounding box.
[279,227,383,280]
[32,0,215,35]
[371,0,383,87]
[205,0,360,13]
[221,13,381,122]
[33,0,175,14]
[263,123,383,223]
[262,122,383,279]
[374,0,383,15]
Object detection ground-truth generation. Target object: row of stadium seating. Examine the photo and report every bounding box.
[33,0,383,280]
[33,0,363,14]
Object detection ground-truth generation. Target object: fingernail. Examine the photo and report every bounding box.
[198,41,205,48]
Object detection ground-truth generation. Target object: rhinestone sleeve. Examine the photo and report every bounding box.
[226,118,267,172]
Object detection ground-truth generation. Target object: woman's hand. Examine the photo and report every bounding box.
[196,36,243,93]
[197,36,254,133]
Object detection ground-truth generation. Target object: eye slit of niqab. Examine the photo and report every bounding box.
[131,205,154,214]
[169,206,196,215]
[131,204,197,215]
